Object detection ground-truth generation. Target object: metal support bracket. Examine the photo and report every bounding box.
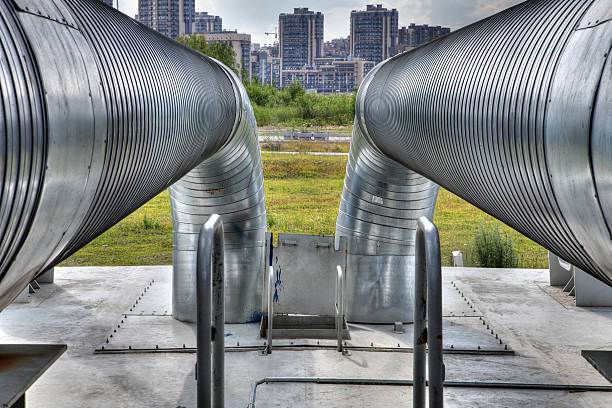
[196,214,225,408]
[335,265,350,355]
[414,216,444,408]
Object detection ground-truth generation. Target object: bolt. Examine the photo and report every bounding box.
[504,344,507,350]
[450,344,454,349]
[110,334,113,338]
[477,345,481,350]
[106,338,109,343]
[317,341,320,345]
[129,345,132,350]
[370,342,374,347]
[113,329,116,333]
[398,343,400,347]
[237,342,240,346]
[101,346,105,350]
[500,339,503,345]
[495,334,498,339]
[155,345,159,349]
[183,344,186,348]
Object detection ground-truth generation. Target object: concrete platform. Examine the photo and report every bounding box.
[0,266,611,407]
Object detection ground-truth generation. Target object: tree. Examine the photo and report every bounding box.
[177,34,238,75]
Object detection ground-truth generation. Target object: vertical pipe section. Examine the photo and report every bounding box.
[336,119,438,324]
[196,214,225,408]
[413,230,427,407]
[266,265,274,354]
[414,216,443,408]
[336,265,344,352]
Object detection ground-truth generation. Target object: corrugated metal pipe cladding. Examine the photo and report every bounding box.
[170,68,267,323]
[339,0,612,320]
[0,0,265,316]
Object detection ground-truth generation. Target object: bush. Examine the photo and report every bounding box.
[472,223,518,268]
[245,81,356,127]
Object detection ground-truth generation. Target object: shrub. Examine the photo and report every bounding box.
[472,223,518,268]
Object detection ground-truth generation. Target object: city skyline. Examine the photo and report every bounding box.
[116,0,523,45]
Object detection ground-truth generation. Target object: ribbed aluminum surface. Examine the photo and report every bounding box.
[358,0,612,286]
[336,108,438,322]
[170,66,266,323]
[0,0,246,311]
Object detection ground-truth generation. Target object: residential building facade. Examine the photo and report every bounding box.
[193,11,222,34]
[279,8,324,70]
[399,24,450,48]
[281,58,374,94]
[350,4,398,64]
[138,0,195,38]
[324,37,350,58]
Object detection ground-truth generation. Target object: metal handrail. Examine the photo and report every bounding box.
[196,214,225,408]
[335,265,344,353]
[414,216,444,408]
[266,265,274,354]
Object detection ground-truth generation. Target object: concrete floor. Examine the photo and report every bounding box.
[0,266,611,407]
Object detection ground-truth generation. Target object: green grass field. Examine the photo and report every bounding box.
[60,152,548,268]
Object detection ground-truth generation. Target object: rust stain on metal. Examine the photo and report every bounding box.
[204,186,227,195]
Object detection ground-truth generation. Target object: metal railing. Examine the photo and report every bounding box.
[335,265,345,354]
[196,214,225,408]
[266,265,274,354]
[414,216,444,408]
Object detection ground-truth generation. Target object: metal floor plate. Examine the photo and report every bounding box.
[97,273,509,354]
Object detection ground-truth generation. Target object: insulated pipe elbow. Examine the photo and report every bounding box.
[354,0,612,286]
[170,66,267,323]
[336,65,439,322]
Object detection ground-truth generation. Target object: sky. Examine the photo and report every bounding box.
[116,0,523,45]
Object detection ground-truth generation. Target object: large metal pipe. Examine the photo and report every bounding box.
[170,66,266,323]
[0,0,264,312]
[342,0,612,289]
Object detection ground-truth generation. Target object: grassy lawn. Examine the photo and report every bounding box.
[60,152,548,268]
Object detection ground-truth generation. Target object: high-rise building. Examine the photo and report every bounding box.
[138,0,195,39]
[279,8,324,70]
[193,11,222,34]
[350,4,398,64]
[399,24,451,48]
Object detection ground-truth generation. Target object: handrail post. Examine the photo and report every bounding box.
[414,216,443,408]
[196,214,225,408]
[267,265,274,354]
[336,265,344,353]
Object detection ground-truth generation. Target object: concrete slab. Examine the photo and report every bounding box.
[0,266,611,407]
[97,271,505,353]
